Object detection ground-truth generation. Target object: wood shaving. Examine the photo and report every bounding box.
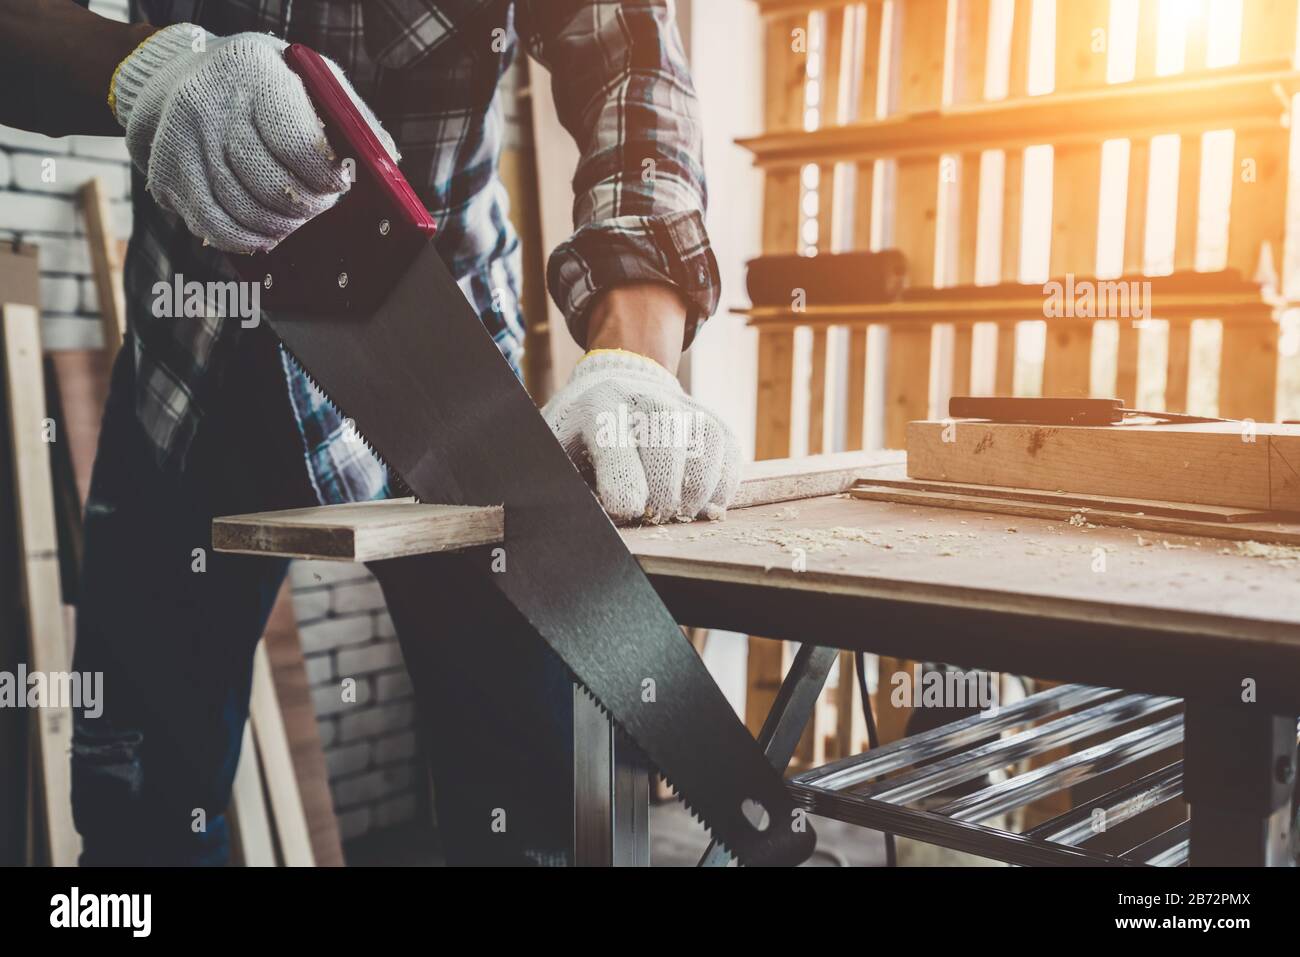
[1223,540,1300,567]
[724,524,889,555]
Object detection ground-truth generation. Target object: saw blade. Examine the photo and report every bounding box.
[264,242,815,866]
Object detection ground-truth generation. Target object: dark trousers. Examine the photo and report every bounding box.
[71,329,573,865]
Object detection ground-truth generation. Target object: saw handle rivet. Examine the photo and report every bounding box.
[379,218,391,236]
[338,271,349,289]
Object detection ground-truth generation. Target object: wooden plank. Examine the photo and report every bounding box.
[807,329,828,454]
[735,449,905,507]
[739,65,1300,166]
[1222,0,1295,421]
[850,484,1300,546]
[215,453,909,563]
[743,285,1273,326]
[845,327,868,450]
[1,303,80,867]
[1043,147,1101,397]
[228,723,276,867]
[832,650,858,759]
[752,11,814,733]
[1223,126,1286,422]
[213,501,504,563]
[858,0,884,122]
[755,329,796,460]
[744,637,786,738]
[0,244,40,865]
[858,474,1282,522]
[766,12,809,131]
[262,583,344,865]
[996,0,1026,396]
[248,642,314,866]
[1166,318,1192,413]
[1117,143,1149,405]
[1042,0,1109,398]
[951,0,989,396]
[884,0,948,446]
[1116,1,1159,406]
[950,1,989,398]
[1167,130,1203,411]
[78,179,126,361]
[907,419,1300,511]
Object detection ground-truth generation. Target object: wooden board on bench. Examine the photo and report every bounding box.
[907,419,1300,513]
[212,452,904,563]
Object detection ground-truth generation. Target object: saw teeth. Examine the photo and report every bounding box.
[280,346,418,502]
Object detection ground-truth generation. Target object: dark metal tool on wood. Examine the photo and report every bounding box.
[949,396,1231,426]
[230,45,814,866]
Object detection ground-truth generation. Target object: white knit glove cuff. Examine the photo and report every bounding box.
[111,24,214,130]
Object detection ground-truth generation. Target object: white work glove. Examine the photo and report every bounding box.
[110,24,399,254]
[543,350,742,525]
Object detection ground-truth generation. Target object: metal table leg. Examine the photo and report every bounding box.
[699,643,839,867]
[1183,703,1297,866]
[573,687,650,866]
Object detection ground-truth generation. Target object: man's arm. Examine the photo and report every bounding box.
[519,0,720,375]
[0,0,156,136]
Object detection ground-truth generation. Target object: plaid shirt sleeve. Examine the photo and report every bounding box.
[517,0,721,348]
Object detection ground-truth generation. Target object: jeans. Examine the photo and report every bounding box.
[71,328,573,865]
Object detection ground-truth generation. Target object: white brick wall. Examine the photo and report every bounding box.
[290,562,422,840]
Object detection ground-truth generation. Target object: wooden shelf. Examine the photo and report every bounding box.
[756,0,859,14]
[740,270,1280,327]
[738,63,1300,167]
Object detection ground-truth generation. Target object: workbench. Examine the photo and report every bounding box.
[214,451,1300,867]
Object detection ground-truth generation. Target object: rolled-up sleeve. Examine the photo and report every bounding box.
[518,0,721,348]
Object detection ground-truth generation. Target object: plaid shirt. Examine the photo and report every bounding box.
[114,0,719,504]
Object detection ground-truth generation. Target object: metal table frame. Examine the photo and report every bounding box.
[575,610,1298,867]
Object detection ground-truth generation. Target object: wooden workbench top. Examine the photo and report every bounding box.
[624,493,1300,711]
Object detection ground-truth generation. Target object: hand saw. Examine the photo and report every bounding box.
[231,44,814,866]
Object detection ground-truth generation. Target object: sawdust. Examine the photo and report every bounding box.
[1222,540,1300,567]
[724,524,892,555]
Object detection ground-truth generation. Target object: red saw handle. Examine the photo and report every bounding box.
[231,44,436,314]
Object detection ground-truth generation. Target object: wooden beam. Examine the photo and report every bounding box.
[907,419,1300,511]
[884,0,949,447]
[213,453,909,563]
[850,483,1300,546]
[738,64,1300,166]
[214,501,504,563]
[78,179,126,361]
[228,723,276,867]
[248,642,314,866]
[1,303,80,867]
[1041,0,1109,398]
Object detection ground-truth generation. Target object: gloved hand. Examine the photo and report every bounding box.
[109,24,399,254]
[543,349,741,525]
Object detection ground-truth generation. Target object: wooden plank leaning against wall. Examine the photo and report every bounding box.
[1042,0,1109,398]
[1225,0,1298,422]
[746,8,811,754]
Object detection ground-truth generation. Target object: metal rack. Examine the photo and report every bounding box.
[788,680,1300,866]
